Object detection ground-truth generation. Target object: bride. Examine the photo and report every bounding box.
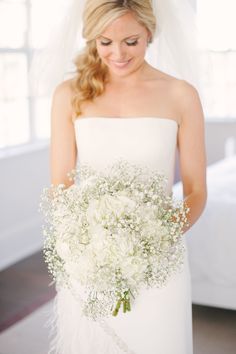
[44,0,207,353]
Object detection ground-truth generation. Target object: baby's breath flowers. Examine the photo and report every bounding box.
[39,159,190,320]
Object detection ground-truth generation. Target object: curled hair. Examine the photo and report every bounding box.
[71,0,156,120]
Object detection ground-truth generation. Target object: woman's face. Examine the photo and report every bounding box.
[96,12,150,77]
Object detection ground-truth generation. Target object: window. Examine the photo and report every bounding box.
[0,0,51,150]
[197,0,236,120]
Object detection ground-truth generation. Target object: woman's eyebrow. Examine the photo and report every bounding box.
[99,33,141,40]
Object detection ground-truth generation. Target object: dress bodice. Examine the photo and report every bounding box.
[74,117,178,195]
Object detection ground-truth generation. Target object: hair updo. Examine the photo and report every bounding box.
[71,0,156,120]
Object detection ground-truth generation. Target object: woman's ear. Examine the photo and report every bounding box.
[147,30,153,44]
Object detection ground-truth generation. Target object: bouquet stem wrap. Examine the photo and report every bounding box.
[40,159,190,320]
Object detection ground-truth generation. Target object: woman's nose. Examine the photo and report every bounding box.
[111,43,126,59]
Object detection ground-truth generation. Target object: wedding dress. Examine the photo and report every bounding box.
[48,117,193,354]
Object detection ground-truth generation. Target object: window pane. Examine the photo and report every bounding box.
[197,0,236,120]
[197,0,236,50]
[0,53,28,99]
[34,97,51,139]
[200,51,236,118]
[0,1,27,48]
[0,99,30,148]
[30,0,67,49]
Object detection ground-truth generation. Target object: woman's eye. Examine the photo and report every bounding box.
[100,41,111,46]
[126,40,138,46]
[100,40,138,46]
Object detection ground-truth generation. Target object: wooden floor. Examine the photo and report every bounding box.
[0,251,236,353]
[0,251,55,332]
[192,305,236,354]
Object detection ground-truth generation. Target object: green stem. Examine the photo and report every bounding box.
[112,299,121,316]
[123,299,126,313]
[126,298,131,311]
[112,289,132,316]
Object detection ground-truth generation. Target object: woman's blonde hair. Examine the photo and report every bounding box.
[71,0,156,120]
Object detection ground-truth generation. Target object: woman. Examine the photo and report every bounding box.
[48,0,207,353]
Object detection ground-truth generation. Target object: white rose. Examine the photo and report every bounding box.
[87,194,136,224]
[117,234,135,256]
[65,251,95,284]
[90,238,108,264]
[116,190,129,197]
[141,219,166,240]
[120,256,147,284]
[87,223,108,240]
[112,195,136,216]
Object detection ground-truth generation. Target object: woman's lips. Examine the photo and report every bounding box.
[110,59,132,68]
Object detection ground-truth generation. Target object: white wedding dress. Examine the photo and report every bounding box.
[47,117,193,354]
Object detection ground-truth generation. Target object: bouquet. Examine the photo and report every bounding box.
[40,159,190,320]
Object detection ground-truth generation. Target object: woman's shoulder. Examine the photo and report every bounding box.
[149,68,201,124]
[148,67,199,99]
[170,77,199,99]
[149,66,197,90]
[170,78,201,115]
[166,77,203,126]
[53,78,76,98]
[155,71,201,113]
[52,78,77,119]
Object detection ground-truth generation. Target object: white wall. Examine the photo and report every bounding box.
[205,121,236,163]
[174,120,236,181]
[0,121,235,271]
[0,145,49,270]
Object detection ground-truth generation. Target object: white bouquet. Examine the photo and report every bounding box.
[40,159,190,320]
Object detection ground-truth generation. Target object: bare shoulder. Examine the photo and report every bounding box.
[171,78,199,100]
[148,68,202,124]
[149,67,199,98]
[51,78,76,121]
[53,78,75,103]
[152,68,199,99]
[169,79,203,125]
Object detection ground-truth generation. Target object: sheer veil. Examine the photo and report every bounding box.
[29,0,200,98]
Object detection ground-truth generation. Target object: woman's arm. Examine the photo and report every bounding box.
[50,80,77,187]
[176,81,207,233]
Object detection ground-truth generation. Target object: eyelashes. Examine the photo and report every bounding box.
[100,40,139,46]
